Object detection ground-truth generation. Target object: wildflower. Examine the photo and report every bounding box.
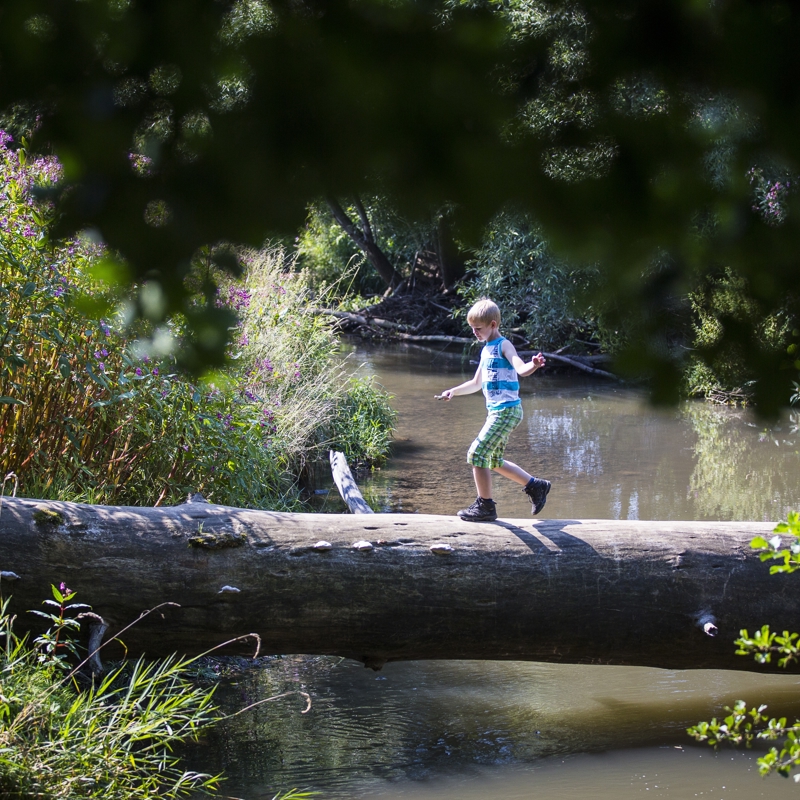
[152,367,159,376]
[227,286,251,312]
[135,367,142,376]
[98,362,105,372]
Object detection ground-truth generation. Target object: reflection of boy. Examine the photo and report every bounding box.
[440,298,551,522]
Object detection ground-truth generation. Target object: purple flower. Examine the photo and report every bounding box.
[98,362,105,372]
[135,367,142,376]
[152,367,159,376]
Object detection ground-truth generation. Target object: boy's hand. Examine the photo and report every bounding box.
[436,390,454,400]
[531,353,546,370]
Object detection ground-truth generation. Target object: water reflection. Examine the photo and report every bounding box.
[686,403,799,521]
[341,343,800,522]
[194,657,800,799]
[191,343,800,799]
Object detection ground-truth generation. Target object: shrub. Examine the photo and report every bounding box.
[0,587,220,798]
[325,376,397,467]
[0,136,395,507]
[684,268,795,401]
[456,210,601,351]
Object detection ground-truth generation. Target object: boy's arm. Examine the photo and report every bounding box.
[502,338,545,377]
[440,366,482,400]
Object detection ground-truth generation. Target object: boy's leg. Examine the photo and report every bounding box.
[493,460,532,486]
[473,466,493,498]
[460,408,522,522]
[494,461,550,514]
[495,460,551,515]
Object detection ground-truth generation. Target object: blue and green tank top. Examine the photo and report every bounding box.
[479,336,520,410]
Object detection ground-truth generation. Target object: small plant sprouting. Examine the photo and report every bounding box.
[28,582,90,668]
[688,512,800,780]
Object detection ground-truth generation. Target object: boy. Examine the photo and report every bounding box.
[439,298,551,522]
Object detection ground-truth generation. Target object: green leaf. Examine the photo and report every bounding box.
[0,396,24,405]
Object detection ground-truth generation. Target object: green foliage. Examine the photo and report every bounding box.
[0,143,395,506]
[457,210,600,350]
[688,512,800,780]
[688,700,800,779]
[3,1,799,409]
[684,269,795,401]
[751,511,800,575]
[325,377,397,467]
[296,199,441,301]
[0,591,221,798]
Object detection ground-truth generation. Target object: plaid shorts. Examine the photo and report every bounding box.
[467,405,523,469]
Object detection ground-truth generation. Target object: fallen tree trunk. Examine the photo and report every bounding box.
[329,450,374,514]
[0,496,795,672]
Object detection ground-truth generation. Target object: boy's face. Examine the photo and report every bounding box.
[469,319,499,342]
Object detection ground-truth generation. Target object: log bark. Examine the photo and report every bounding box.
[0,496,795,673]
[329,450,374,514]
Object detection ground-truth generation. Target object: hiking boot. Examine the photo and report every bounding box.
[457,497,498,522]
[524,477,551,515]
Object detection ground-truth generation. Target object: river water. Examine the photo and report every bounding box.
[192,343,800,800]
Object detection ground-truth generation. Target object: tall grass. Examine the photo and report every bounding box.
[0,593,221,798]
[0,134,395,507]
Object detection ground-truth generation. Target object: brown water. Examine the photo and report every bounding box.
[192,343,800,799]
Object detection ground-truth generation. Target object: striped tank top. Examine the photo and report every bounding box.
[479,336,520,410]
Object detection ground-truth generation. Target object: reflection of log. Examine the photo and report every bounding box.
[0,496,795,672]
[329,450,374,514]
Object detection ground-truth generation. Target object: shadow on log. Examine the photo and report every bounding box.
[0,495,796,672]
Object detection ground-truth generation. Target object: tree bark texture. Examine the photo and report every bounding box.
[0,496,795,672]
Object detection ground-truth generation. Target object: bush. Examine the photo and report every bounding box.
[0,587,220,798]
[0,136,395,507]
[325,376,397,467]
[684,268,795,401]
[456,210,601,351]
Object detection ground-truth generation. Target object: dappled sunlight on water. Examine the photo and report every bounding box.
[343,343,799,522]
[194,657,800,799]
[192,343,800,799]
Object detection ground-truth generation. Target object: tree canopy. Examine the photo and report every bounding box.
[1,0,798,412]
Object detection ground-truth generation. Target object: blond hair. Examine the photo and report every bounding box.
[467,298,501,326]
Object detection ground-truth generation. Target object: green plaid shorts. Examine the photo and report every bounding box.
[467,405,524,469]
